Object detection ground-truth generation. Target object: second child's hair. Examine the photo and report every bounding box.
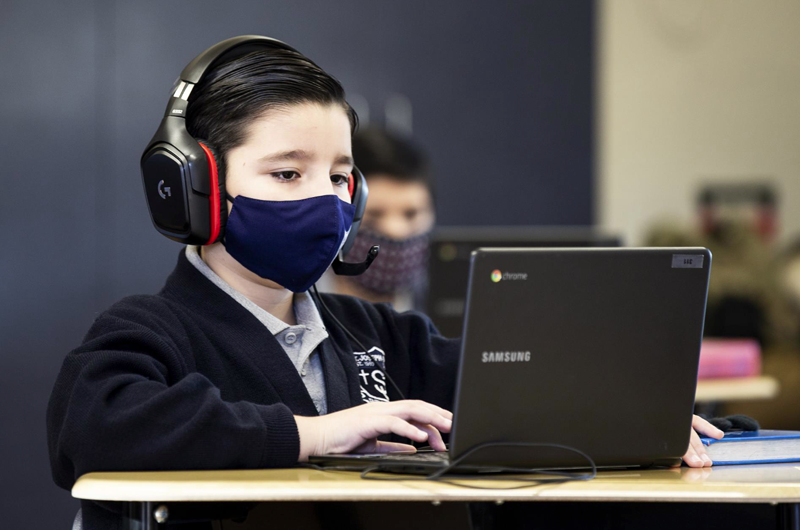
[352,128,431,190]
[186,48,358,180]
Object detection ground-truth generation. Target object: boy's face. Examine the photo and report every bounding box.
[360,176,435,240]
[224,102,354,208]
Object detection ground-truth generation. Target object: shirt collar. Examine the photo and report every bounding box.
[184,245,326,337]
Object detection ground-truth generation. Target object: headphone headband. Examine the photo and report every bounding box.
[180,35,298,84]
[165,36,298,120]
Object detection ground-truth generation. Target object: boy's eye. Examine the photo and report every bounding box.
[330,174,349,186]
[271,171,300,182]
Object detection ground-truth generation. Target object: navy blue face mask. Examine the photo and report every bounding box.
[224,194,356,292]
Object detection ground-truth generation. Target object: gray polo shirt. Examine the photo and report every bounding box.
[185,246,329,414]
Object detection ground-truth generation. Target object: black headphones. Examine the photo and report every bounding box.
[140,35,369,261]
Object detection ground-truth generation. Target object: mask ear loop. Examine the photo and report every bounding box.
[218,196,236,248]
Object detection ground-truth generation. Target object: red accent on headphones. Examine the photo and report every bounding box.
[348,173,355,199]
[198,142,221,245]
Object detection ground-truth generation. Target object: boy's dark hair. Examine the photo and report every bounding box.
[352,128,431,189]
[186,47,357,179]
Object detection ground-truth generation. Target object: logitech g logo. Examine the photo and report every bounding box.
[158,180,172,199]
[482,351,532,363]
[490,269,528,282]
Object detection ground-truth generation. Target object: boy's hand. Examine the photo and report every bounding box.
[682,415,724,468]
[294,400,453,461]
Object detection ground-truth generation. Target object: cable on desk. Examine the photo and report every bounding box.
[302,441,597,491]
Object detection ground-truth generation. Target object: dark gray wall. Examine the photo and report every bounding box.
[0,1,593,526]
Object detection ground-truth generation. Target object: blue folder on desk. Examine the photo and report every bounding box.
[701,430,800,465]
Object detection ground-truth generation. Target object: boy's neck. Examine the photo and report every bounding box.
[200,244,297,326]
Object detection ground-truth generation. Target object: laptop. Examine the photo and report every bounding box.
[311,247,711,473]
[427,227,622,338]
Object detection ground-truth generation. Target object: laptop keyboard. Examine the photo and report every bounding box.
[382,451,450,463]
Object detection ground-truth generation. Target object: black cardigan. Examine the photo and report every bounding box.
[47,250,460,529]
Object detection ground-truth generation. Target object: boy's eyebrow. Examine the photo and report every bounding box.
[257,150,354,166]
[335,154,355,166]
[258,149,312,164]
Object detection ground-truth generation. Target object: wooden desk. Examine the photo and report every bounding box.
[695,376,779,403]
[73,464,800,529]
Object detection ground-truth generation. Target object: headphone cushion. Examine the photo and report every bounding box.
[197,141,227,244]
[340,167,367,257]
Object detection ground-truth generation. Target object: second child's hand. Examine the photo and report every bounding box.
[294,400,453,462]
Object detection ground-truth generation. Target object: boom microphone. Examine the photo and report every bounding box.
[331,245,380,276]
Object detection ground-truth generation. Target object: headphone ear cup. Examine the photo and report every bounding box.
[341,166,368,257]
[196,140,228,245]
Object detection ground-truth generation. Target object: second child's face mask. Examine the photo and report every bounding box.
[345,226,431,295]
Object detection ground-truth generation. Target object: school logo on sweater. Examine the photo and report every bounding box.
[353,346,389,403]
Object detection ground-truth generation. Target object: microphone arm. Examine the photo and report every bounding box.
[331,245,380,276]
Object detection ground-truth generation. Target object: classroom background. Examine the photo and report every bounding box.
[2,1,800,528]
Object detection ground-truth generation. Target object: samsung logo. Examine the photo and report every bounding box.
[482,351,531,363]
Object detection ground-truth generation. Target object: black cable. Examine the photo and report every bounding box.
[310,284,406,400]
[302,441,597,491]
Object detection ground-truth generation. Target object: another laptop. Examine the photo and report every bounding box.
[311,247,711,473]
[427,227,622,338]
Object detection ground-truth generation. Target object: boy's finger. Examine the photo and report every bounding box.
[692,415,724,439]
[412,422,446,451]
[682,444,704,468]
[689,432,713,466]
[370,441,418,454]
